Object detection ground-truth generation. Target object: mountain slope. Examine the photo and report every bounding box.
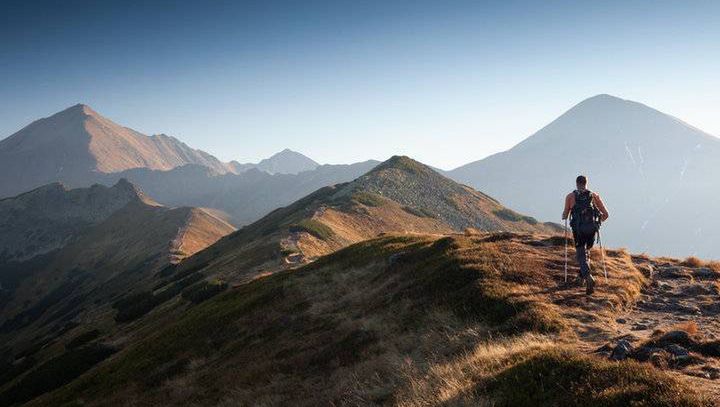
[448,94,720,257]
[171,155,560,285]
[0,179,150,262]
[0,105,233,197]
[0,182,234,386]
[24,233,715,406]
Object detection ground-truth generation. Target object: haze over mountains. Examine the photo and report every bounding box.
[3,95,720,258]
[0,105,370,225]
[448,94,720,258]
[3,97,720,404]
[231,148,320,175]
[0,105,235,197]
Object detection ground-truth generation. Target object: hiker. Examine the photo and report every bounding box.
[562,175,609,294]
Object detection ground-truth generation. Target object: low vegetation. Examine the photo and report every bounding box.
[181,280,228,304]
[289,219,335,240]
[350,191,387,207]
[65,329,101,350]
[401,205,436,218]
[489,347,707,406]
[33,233,707,406]
[113,272,205,322]
[0,344,116,407]
[493,207,539,224]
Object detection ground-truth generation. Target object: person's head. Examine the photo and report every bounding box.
[576,175,588,190]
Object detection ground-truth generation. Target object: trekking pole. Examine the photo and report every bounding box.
[598,228,609,282]
[564,218,568,283]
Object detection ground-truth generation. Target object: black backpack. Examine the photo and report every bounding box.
[570,189,600,234]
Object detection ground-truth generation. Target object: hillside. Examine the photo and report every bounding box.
[0,104,234,197]
[0,182,234,388]
[3,161,719,405]
[448,94,720,258]
[19,233,718,406]
[0,179,150,262]
[170,155,559,285]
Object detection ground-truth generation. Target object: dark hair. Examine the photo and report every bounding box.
[576,175,587,187]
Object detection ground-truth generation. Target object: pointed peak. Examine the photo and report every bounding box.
[268,148,307,158]
[59,103,100,118]
[371,155,432,175]
[572,94,643,111]
[583,94,624,103]
[255,149,320,174]
[109,178,158,205]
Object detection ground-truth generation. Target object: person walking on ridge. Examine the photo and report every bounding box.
[562,175,609,295]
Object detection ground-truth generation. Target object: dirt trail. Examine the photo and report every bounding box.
[584,254,720,397]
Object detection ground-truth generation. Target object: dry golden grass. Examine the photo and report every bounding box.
[682,256,706,268]
[396,333,555,406]
[28,232,710,406]
[397,335,710,407]
[674,321,700,336]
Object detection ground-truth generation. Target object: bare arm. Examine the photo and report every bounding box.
[594,193,609,221]
[562,193,573,220]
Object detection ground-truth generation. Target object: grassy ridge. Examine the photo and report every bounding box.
[34,234,709,406]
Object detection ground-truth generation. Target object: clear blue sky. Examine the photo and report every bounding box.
[1,0,719,169]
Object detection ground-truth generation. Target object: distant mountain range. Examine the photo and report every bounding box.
[0,104,323,198]
[95,160,379,226]
[0,105,233,197]
[0,105,363,226]
[4,95,720,258]
[448,94,720,258]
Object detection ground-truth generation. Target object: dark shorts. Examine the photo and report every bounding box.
[572,224,597,249]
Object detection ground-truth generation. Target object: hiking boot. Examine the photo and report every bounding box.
[586,275,595,295]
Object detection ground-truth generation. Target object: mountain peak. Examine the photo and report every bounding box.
[369,155,434,176]
[268,148,311,159]
[109,178,158,206]
[256,149,319,175]
[583,93,624,103]
[58,103,99,118]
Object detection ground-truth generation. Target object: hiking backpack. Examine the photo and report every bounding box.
[570,189,600,234]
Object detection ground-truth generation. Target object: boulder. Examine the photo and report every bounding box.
[610,339,633,361]
[665,344,689,357]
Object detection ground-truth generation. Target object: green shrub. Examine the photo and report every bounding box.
[401,205,436,218]
[0,356,36,388]
[0,344,116,407]
[113,292,156,322]
[351,192,386,207]
[489,348,709,406]
[66,329,101,350]
[289,219,334,240]
[182,280,229,304]
[114,272,208,322]
[493,208,538,224]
